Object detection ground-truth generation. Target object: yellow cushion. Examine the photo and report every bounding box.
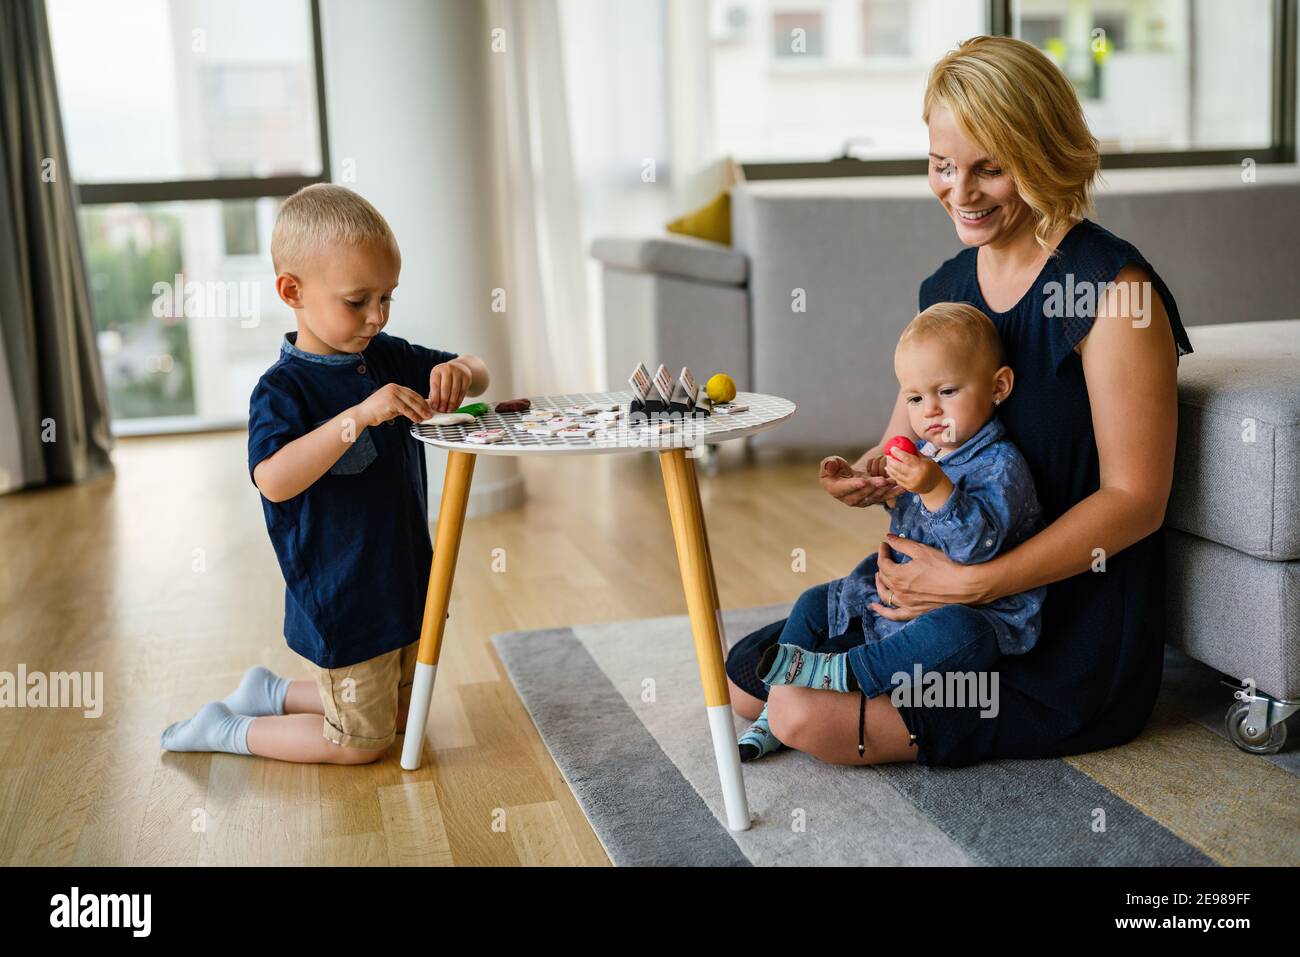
[666,190,731,246]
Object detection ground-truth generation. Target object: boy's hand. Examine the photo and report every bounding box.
[429,360,472,413]
[355,383,433,428]
[883,448,945,495]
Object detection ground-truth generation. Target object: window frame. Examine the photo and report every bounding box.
[63,0,332,435]
[740,0,1297,180]
[72,0,331,205]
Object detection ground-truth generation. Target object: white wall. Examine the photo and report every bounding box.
[319,0,523,519]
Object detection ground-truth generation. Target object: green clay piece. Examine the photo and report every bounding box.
[455,402,491,417]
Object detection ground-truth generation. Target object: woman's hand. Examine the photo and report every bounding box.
[819,454,899,508]
[870,534,989,621]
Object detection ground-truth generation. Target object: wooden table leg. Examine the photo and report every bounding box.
[401,449,477,771]
[659,448,752,831]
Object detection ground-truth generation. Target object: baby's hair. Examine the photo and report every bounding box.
[898,302,1007,370]
[271,183,396,274]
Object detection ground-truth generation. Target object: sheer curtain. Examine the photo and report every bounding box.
[487,0,709,395]
[485,0,596,397]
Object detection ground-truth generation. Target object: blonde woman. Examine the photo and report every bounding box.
[725,35,1194,767]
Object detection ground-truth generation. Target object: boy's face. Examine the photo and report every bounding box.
[894,337,1010,450]
[276,238,401,355]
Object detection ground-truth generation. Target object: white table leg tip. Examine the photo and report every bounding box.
[707,704,752,831]
[399,661,438,771]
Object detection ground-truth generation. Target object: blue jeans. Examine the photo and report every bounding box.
[726,582,1002,700]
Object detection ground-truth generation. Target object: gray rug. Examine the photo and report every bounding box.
[493,604,1300,866]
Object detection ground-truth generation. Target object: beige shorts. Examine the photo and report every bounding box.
[308,640,420,751]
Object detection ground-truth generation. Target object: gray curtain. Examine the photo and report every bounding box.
[0,0,114,493]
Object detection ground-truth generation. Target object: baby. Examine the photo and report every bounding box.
[738,301,1046,761]
[160,183,489,764]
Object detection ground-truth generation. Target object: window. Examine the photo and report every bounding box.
[772,9,826,58]
[715,0,1295,178]
[862,0,911,57]
[712,0,985,165]
[1014,0,1275,154]
[48,0,330,433]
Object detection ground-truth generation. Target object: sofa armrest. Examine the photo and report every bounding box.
[591,234,748,287]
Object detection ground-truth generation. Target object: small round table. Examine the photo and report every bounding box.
[402,390,795,832]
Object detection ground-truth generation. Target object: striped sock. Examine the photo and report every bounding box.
[757,643,858,693]
[737,704,784,762]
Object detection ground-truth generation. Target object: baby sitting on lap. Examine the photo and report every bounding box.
[739,301,1047,761]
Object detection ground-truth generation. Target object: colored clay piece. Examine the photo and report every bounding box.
[493,398,531,414]
[883,435,919,460]
[422,412,477,426]
[706,373,737,404]
[455,402,491,417]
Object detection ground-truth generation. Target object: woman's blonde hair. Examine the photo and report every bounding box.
[922,35,1100,256]
[899,302,1006,371]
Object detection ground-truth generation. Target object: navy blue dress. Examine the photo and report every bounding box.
[725,218,1194,766]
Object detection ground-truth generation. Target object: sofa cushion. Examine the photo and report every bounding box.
[1168,319,1300,561]
[591,235,748,287]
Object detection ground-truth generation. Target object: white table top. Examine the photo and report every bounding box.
[409,390,795,457]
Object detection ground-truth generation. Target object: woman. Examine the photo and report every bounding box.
[724,35,1194,767]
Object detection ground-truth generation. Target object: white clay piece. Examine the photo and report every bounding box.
[422,412,478,426]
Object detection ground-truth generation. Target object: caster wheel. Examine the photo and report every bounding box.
[1225,701,1288,755]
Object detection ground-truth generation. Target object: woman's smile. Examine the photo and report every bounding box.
[954,205,999,225]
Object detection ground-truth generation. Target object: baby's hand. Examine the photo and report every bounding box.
[863,451,889,478]
[883,448,944,495]
[429,360,471,413]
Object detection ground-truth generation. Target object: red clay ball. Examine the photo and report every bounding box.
[883,435,918,461]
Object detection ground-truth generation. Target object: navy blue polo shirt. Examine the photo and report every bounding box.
[247,330,458,668]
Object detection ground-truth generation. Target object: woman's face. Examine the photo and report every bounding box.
[927,103,1032,248]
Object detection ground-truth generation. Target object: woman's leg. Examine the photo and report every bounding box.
[735,584,868,760]
[766,685,918,765]
[766,605,1001,765]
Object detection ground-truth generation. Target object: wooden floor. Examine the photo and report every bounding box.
[0,431,886,866]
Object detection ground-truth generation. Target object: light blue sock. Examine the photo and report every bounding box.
[758,642,855,692]
[160,702,253,755]
[737,703,784,762]
[222,665,291,716]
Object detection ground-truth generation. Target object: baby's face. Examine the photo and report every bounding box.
[895,337,1000,450]
[290,239,401,354]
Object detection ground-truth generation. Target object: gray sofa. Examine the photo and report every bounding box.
[592,167,1300,752]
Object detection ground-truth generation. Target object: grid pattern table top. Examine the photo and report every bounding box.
[409,390,795,456]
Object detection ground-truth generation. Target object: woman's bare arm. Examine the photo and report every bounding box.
[851,387,917,470]
[873,264,1180,615]
[975,264,1178,599]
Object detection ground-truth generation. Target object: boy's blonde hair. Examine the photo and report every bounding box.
[271,183,396,274]
[922,35,1100,257]
[899,302,1006,371]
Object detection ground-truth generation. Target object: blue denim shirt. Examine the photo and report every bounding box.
[826,415,1047,656]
